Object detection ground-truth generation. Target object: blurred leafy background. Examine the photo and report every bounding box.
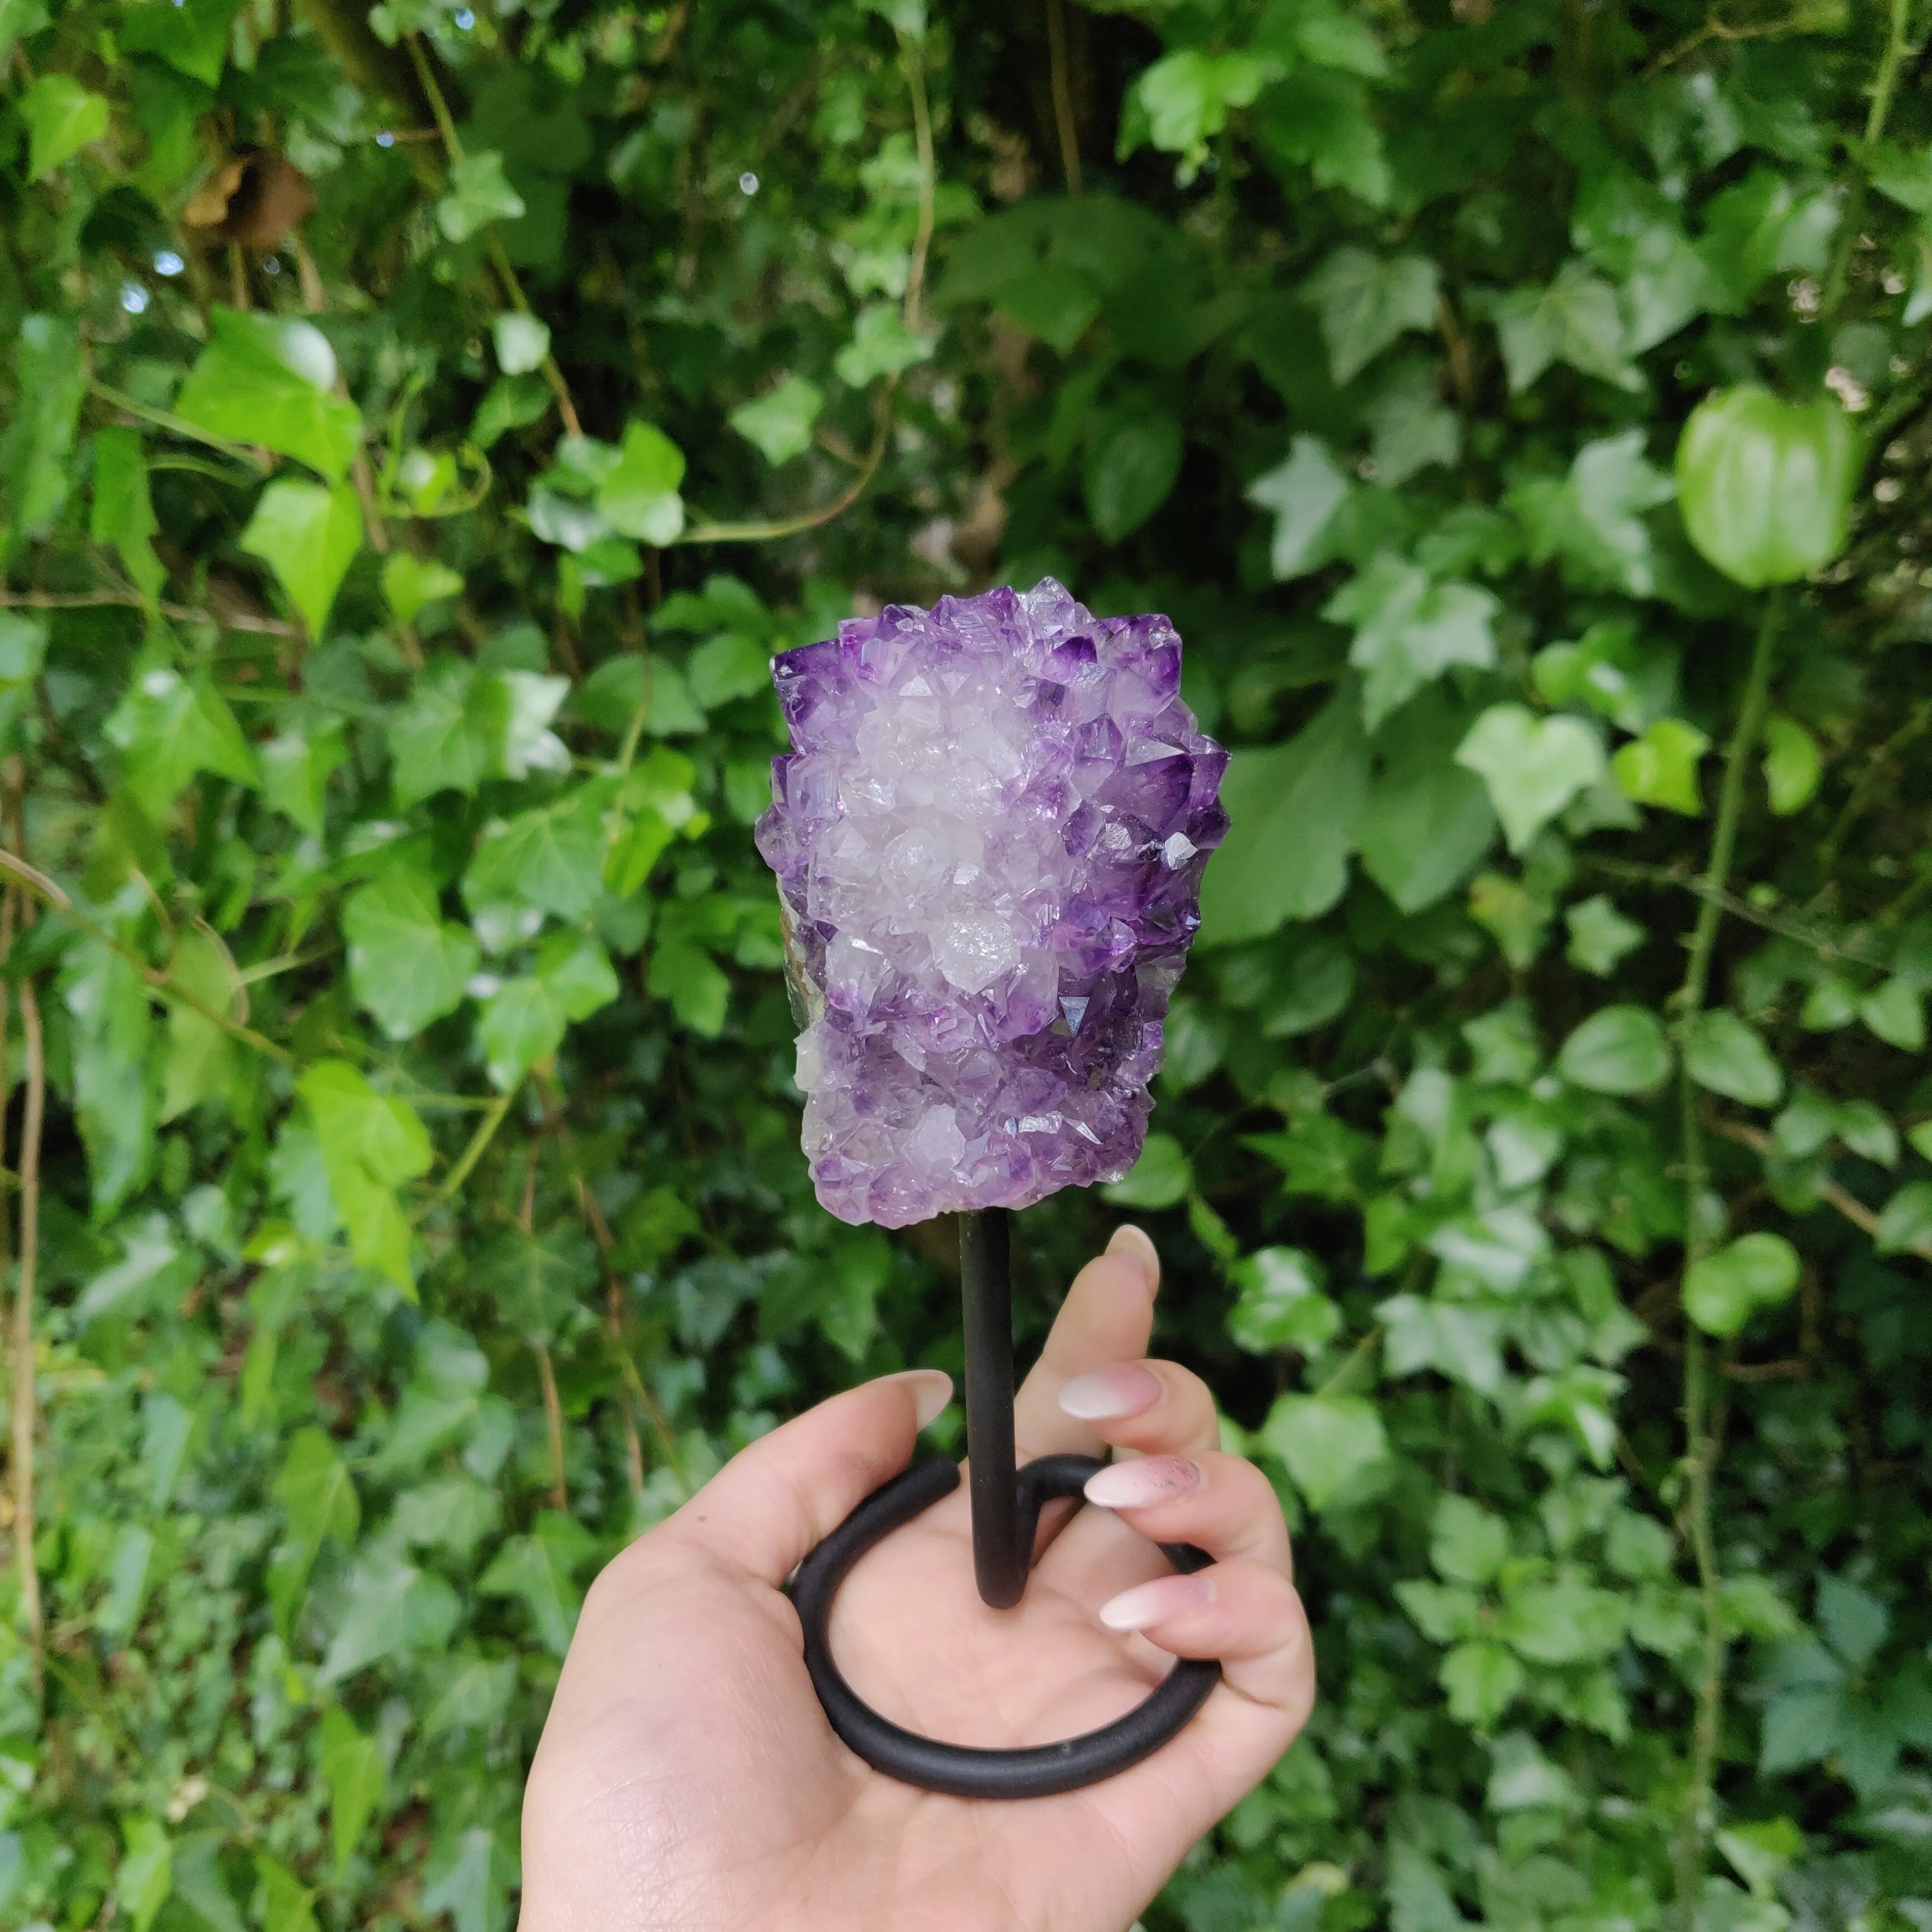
[1,0,1930,1927]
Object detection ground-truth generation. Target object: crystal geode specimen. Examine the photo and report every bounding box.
[754,579,1228,1229]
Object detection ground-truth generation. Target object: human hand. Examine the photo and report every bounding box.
[520,1228,1314,1932]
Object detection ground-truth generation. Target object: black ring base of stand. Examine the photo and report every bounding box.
[790,1451,1222,1800]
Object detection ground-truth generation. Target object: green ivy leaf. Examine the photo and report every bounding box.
[62,940,157,1214]
[1684,1009,1784,1107]
[1246,435,1351,581]
[241,480,363,636]
[491,311,551,375]
[1565,895,1645,976]
[730,376,824,465]
[1531,619,1675,735]
[1874,1180,1932,1254]
[1,314,86,539]
[115,1816,173,1932]
[1613,717,1710,814]
[90,426,165,600]
[161,926,240,1121]
[1227,1247,1340,1353]
[477,931,619,1088]
[1358,699,1497,913]
[1324,553,1498,730]
[833,302,934,385]
[650,938,730,1035]
[1455,705,1605,854]
[297,1062,432,1292]
[437,150,526,242]
[1131,49,1267,156]
[317,1552,461,1684]
[22,74,107,178]
[1683,1232,1801,1336]
[1303,248,1438,385]
[255,1854,318,1932]
[1199,693,1368,944]
[1101,1131,1193,1210]
[597,421,687,545]
[1510,429,1675,598]
[119,0,240,85]
[1860,976,1925,1050]
[319,1707,385,1876]
[1491,262,1639,392]
[1365,359,1460,487]
[1761,714,1822,815]
[1441,1641,1523,1730]
[419,1823,517,1932]
[104,662,259,817]
[343,871,480,1040]
[1377,1292,1505,1393]
[267,1423,359,1636]
[466,782,613,922]
[1261,1393,1392,1510]
[475,1221,597,1346]
[388,656,568,808]
[174,310,363,483]
[1084,410,1183,542]
[1431,1494,1510,1585]
[1500,1579,1631,1663]
[477,1511,596,1655]
[686,631,773,709]
[1558,1005,1673,1095]
[1817,1573,1890,1669]
[472,372,551,448]
[381,552,465,626]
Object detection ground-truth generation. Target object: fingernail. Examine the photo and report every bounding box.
[1106,1224,1159,1291]
[892,1369,954,1429]
[1058,1363,1163,1421]
[1099,1572,1216,1632]
[1085,1455,1204,1510]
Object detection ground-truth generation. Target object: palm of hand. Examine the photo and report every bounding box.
[522,1242,1311,1932]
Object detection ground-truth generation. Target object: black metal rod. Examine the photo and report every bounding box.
[959,1207,1024,1608]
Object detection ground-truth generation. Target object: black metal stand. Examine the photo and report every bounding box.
[789,1207,1221,1800]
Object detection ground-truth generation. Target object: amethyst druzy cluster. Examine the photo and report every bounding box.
[754,579,1227,1229]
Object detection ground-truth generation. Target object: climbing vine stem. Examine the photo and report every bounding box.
[1673,588,1782,1916]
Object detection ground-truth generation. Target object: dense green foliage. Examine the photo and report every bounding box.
[1,0,1930,1927]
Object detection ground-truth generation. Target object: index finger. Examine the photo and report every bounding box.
[1012,1225,1162,1461]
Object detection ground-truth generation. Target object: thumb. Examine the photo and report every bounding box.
[661,1368,953,1586]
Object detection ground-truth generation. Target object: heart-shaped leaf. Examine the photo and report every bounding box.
[1456,704,1605,853]
[1683,1232,1800,1337]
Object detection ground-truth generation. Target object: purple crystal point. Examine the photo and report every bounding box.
[755,580,1228,1229]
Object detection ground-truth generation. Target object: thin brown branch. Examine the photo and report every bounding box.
[1710,1117,1923,1257]
[534,1343,569,1514]
[510,1145,571,1516]
[402,31,585,439]
[1588,853,1885,969]
[1045,0,1083,195]
[1646,7,1811,74]
[88,382,268,472]
[11,974,43,1676]
[678,399,892,546]
[899,27,937,340]
[533,1073,679,1489]
[0,851,291,1062]
[0,589,299,639]
[1437,291,1476,412]
[678,29,937,548]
